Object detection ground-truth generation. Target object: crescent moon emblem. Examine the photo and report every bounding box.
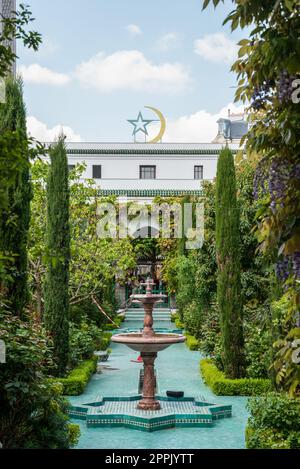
[144,106,166,143]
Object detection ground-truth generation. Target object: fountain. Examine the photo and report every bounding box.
[111,278,185,410]
[67,277,232,432]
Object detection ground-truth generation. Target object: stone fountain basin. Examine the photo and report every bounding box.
[111,333,185,352]
[130,294,166,302]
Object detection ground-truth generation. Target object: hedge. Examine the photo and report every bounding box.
[174,317,185,330]
[245,426,300,449]
[185,334,199,351]
[103,323,117,331]
[98,332,112,351]
[53,356,97,395]
[200,359,271,396]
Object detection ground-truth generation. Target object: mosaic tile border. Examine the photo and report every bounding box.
[68,395,232,432]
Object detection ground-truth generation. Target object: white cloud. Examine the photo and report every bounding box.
[19,64,70,86]
[194,33,238,64]
[75,50,190,93]
[157,32,181,52]
[27,116,82,142]
[147,103,244,143]
[126,24,142,36]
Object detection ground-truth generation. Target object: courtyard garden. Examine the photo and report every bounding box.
[0,0,299,451]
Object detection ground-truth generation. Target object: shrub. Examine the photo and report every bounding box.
[200,359,271,396]
[98,332,112,351]
[104,323,118,331]
[69,321,102,367]
[183,301,203,338]
[0,313,74,448]
[245,324,272,379]
[185,334,199,351]
[54,357,97,395]
[68,424,81,447]
[174,316,185,330]
[246,393,300,449]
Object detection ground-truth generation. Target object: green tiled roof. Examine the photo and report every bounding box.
[98,189,203,197]
[67,148,239,156]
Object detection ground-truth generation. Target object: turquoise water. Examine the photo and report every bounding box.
[70,320,249,449]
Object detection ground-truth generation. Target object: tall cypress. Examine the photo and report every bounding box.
[44,136,70,376]
[215,147,244,378]
[0,77,31,318]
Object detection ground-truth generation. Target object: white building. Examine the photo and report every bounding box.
[65,142,242,201]
[64,112,247,200]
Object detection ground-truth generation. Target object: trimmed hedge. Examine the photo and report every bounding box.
[200,359,271,396]
[53,356,97,396]
[185,334,199,351]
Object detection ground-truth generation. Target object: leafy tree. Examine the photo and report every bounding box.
[0,4,43,311]
[29,161,136,323]
[0,78,31,318]
[44,137,70,376]
[202,0,300,396]
[0,2,41,78]
[215,147,245,378]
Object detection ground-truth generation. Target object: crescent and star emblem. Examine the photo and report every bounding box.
[127,106,166,143]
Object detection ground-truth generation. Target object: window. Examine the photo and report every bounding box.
[93,165,102,179]
[194,165,203,180]
[140,165,156,179]
[68,165,75,171]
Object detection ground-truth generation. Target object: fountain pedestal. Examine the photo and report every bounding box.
[112,278,185,412]
[137,352,160,410]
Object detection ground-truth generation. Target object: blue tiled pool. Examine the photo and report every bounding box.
[69,320,248,449]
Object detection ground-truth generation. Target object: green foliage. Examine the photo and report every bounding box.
[29,161,136,321]
[185,334,199,351]
[0,312,73,448]
[174,255,196,321]
[246,393,300,449]
[215,148,245,378]
[68,423,81,448]
[98,332,112,351]
[0,78,31,318]
[0,3,42,78]
[174,316,185,330]
[182,301,203,339]
[44,137,70,376]
[203,0,300,397]
[245,426,293,449]
[245,324,273,379]
[200,359,271,396]
[54,357,97,396]
[104,323,118,331]
[69,320,102,367]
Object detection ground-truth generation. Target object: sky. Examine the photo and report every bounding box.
[17,0,248,143]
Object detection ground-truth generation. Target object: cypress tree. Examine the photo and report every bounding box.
[215,147,245,378]
[0,77,31,318]
[44,136,70,376]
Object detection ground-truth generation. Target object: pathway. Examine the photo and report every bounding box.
[69,315,249,449]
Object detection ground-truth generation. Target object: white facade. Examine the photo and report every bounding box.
[64,142,242,196]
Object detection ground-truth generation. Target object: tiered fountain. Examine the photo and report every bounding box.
[112,278,185,410]
[68,277,232,431]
